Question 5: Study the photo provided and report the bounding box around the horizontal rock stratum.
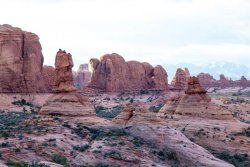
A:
[89,53,168,92]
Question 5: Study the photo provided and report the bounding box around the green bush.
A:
[216,152,249,167]
[133,137,144,147]
[95,105,123,119]
[6,160,49,167]
[140,89,149,95]
[104,151,122,159]
[157,149,178,161]
[73,144,90,152]
[149,104,164,113]
[12,99,34,107]
[0,112,47,138]
[51,154,68,167]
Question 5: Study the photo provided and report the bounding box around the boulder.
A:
[89,53,168,92]
[0,24,45,93]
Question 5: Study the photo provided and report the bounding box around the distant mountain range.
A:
[164,62,250,81]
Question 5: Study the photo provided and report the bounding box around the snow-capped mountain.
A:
[164,62,250,81]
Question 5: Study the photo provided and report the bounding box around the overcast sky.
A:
[1,0,250,71]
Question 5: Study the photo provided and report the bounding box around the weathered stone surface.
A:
[40,50,95,116]
[40,93,94,116]
[127,125,233,167]
[54,49,76,93]
[0,24,45,93]
[42,65,55,92]
[89,53,168,92]
[161,76,236,120]
[113,104,232,167]
[171,68,189,91]
[75,64,91,90]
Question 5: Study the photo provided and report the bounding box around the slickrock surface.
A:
[171,68,190,91]
[89,53,168,92]
[0,24,46,93]
[40,93,94,116]
[75,64,91,89]
[160,76,250,157]
[112,105,232,167]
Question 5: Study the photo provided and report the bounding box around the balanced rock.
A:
[171,68,190,91]
[40,50,94,116]
[54,49,76,92]
[0,24,45,93]
[89,53,168,92]
[75,64,91,89]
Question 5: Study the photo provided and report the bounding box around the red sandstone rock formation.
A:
[40,50,95,116]
[75,64,91,89]
[42,65,55,92]
[197,73,250,88]
[0,24,45,93]
[197,73,218,88]
[89,53,168,92]
[171,68,190,91]
[160,76,237,120]
[54,49,76,93]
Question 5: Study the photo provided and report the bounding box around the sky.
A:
[1,0,250,78]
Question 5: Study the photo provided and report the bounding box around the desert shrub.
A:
[51,154,68,167]
[133,137,144,147]
[147,97,153,102]
[12,99,33,107]
[104,150,122,159]
[95,105,123,119]
[157,149,178,161]
[243,91,250,97]
[0,112,47,138]
[1,142,10,147]
[71,125,87,138]
[95,163,109,167]
[149,104,164,113]
[140,89,149,95]
[216,152,249,167]
[103,97,110,101]
[6,160,49,167]
[89,128,127,140]
[239,128,250,137]
[73,144,90,152]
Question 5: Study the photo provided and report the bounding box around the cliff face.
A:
[0,24,46,93]
[89,53,168,92]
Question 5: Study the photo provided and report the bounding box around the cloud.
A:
[0,0,250,72]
